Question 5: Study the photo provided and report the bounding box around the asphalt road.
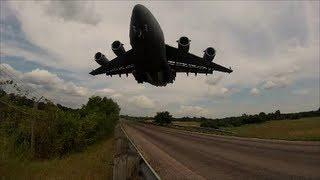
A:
[123,123,320,180]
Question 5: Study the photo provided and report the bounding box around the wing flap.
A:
[106,65,134,76]
[90,66,106,75]
[168,61,213,74]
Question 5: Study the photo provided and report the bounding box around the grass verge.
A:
[224,117,320,141]
[172,121,201,127]
[0,137,115,179]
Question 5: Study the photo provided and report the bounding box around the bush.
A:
[0,93,120,159]
[154,111,172,125]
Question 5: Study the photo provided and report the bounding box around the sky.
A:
[0,1,319,118]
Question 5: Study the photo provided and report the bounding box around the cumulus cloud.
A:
[1,1,319,117]
[63,82,90,97]
[2,63,156,115]
[96,88,115,95]
[0,63,21,77]
[23,69,63,87]
[176,105,209,117]
[129,95,155,109]
[45,1,101,25]
[95,88,123,99]
[250,88,260,96]
[292,89,309,95]
[207,86,231,98]
[262,78,291,90]
[262,81,277,90]
[1,63,90,106]
[205,75,223,86]
[259,66,301,90]
[22,68,90,97]
[273,66,300,78]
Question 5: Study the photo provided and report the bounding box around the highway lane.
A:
[123,122,320,180]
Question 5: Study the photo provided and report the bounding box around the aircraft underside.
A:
[89,4,233,87]
[134,71,170,86]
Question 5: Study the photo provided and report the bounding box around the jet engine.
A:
[112,40,126,57]
[94,52,109,66]
[177,36,190,54]
[203,47,216,62]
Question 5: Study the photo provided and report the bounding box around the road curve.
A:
[123,122,320,180]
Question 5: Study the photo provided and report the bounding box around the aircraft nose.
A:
[133,4,147,13]
[132,4,148,21]
[131,4,149,40]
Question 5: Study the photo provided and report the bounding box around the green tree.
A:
[154,111,172,125]
[0,93,120,159]
[275,110,281,120]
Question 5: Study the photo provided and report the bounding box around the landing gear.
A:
[132,70,144,84]
[168,70,176,84]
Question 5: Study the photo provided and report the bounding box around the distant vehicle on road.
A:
[90,4,233,86]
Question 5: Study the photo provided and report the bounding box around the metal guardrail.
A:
[120,125,161,180]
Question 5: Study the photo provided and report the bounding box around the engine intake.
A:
[177,36,190,54]
[94,52,109,65]
[203,47,216,62]
[112,40,126,57]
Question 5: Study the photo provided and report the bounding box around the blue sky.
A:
[0,1,319,118]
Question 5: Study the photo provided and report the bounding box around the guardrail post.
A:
[113,123,160,180]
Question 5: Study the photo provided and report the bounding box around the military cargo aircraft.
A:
[90,4,233,86]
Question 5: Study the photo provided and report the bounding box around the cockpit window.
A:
[144,24,148,32]
[132,25,137,32]
[132,24,149,33]
[132,24,148,38]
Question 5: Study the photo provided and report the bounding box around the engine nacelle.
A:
[203,47,216,62]
[177,36,190,54]
[112,40,126,57]
[94,52,109,66]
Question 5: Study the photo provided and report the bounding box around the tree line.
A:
[122,108,320,129]
[198,109,319,128]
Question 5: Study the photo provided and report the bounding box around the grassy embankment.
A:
[172,121,201,127]
[0,91,119,179]
[172,117,320,141]
[0,137,115,179]
[224,117,320,141]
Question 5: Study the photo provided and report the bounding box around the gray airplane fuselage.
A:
[129,5,172,86]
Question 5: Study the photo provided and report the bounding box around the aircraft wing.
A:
[166,45,232,74]
[105,65,134,76]
[168,61,213,74]
[90,49,135,76]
